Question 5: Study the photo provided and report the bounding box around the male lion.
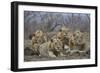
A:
[29,30,48,56]
[34,30,47,44]
[73,30,86,51]
[39,38,65,57]
[31,30,47,45]
[68,33,76,50]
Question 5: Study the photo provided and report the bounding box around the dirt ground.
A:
[24,50,90,62]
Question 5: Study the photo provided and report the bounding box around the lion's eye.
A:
[55,43,57,45]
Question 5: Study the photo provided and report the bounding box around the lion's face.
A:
[50,38,63,52]
[31,30,47,45]
[74,30,83,38]
[35,30,43,38]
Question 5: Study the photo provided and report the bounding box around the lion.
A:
[31,30,47,45]
[73,30,83,40]
[34,30,47,44]
[29,30,47,45]
[55,29,69,46]
[73,30,86,50]
[39,38,65,57]
[60,26,70,34]
[55,28,73,49]
[29,30,48,56]
[67,30,90,57]
[68,33,76,50]
[55,28,84,51]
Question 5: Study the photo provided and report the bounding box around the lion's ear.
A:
[29,33,35,40]
[50,39,53,42]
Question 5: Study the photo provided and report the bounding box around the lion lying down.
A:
[39,38,66,57]
[27,27,90,58]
